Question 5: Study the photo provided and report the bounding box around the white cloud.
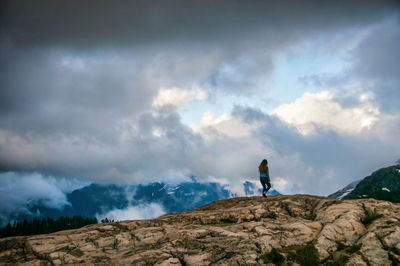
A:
[0,172,85,210]
[191,110,255,140]
[96,203,166,222]
[273,91,380,135]
[272,177,290,194]
[0,172,88,226]
[152,128,165,137]
[152,85,208,108]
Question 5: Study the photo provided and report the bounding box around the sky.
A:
[1,0,400,210]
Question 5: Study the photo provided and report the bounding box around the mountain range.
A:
[329,163,400,202]
[4,180,279,226]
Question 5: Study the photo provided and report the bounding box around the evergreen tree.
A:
[0,216,98,239]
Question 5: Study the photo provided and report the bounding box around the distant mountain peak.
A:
[328,179,360,199]
[329,164,400,203]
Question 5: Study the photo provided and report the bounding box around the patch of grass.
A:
[112,237,119,249]
[112,222,128,231]
[287,250,297,261]
[93,255,110,263]
[325,253,350,266]
[200,216,238,226]
[69,248,84,258]
[294,242,320,266]
[123,250,133,256]
[388,252,399,265]
[283,202,294,217]
[346,243,361,253]
[361,212,383,226]
[281,242,319,266]
[220,215,238,224]
[242,217,256,222]
[336,241,347,251]
[322,242,362,265]
[261,248,285,265]
[335,241,362,253]
[389,246,400,255]
[261,212,277,219]
[302,213,317,221]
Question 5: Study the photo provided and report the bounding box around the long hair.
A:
[259,159,268,172]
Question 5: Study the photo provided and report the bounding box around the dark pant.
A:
[261,180,271,194]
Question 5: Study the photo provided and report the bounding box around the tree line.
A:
[0,216,98,238]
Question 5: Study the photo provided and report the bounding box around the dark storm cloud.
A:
[2,0,398,49]
[350,18,400,112]
[2,0,399,93]
[0,49,155,137]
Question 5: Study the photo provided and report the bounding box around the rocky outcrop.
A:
[1,195,400,265]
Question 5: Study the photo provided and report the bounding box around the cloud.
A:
[273,91,380,135]
[152,86,208,108]
[299,16,400,113]
[231,105,400,195]
[96,203,166,222]
[2,1,396,49]
[0,0,399,207]
[349,17,400,112]
[191,111,255,139]
[0,172,88,226]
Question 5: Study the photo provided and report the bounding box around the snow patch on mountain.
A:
[337,189,354,200]
[328,179,361,199]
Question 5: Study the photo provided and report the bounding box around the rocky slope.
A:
[1,195,400,265]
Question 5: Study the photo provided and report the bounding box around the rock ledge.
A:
[1,195,399,265]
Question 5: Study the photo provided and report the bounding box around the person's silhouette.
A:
[259,159,271,197]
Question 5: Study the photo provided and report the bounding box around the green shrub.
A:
[389,246,400,255]
[261,212,277,219]
[325,253,350,266]
[346,243,361,253]
[302,213,317,221]
[112,222,128,231]
[335,241,362,253]
[220,215,237,224]
[361,212,383,226]
[336,241,346,251]
[287,250,297,261]
[261,248,285,265]
[295,242,320,266]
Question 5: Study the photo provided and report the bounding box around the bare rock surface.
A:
[1,195,400,265]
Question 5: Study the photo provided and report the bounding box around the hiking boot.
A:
[262,191,267,197]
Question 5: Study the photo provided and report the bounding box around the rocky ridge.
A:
[1,195,400,265]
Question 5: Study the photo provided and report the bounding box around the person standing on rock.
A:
[259,159,271,197]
